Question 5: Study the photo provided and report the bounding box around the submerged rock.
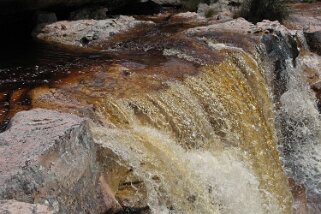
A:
[33,16,154,48]
[0,108,120,213]
[0,200,53,214]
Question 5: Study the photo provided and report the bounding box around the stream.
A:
[1,12,321,214]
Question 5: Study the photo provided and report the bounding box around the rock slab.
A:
[0,200,53,214]
[0,108,118,213]
[33,16,154,48]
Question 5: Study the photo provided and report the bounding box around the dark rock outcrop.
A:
[0,108,121,213]
[33,16,154,48]
[305,31,321,55]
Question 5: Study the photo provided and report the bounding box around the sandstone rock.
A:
[0,200,53,214]
[185,18,260,53]
[169,12,207,24]
[185,18,256,35]
[96,136,151,213]
[30,87,104,125]
[0,108,120,213]
[33,16,154,48]
[186,18,296,38]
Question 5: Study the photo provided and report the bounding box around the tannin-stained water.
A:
[0,19,296,213]
[0,39,116,130]
[91,51,292,214]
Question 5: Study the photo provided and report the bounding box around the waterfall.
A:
[88,50,292,213]
[277,58,321,213]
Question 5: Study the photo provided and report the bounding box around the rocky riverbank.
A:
[0,109,121,213]
[2,1,321,214]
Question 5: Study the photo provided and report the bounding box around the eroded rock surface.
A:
[0,108,120,213]
[0,200,53,214]
[33,16,154,48]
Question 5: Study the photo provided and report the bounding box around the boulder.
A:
[33,16,154,48]
[0,200,53,214]
[0,108,121,213]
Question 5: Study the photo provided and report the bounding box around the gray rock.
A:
[0,108,120,213]
[33,16,154,48]
[0,200,53,214]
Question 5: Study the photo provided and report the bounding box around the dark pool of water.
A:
[0,38,113,130]
[0,19,202,131]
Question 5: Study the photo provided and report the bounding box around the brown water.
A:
[0,39,113,130]
[0,18,296,213]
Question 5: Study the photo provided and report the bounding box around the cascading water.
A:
[277,57,321,213]
[4,13,321,213]
[89,49,292,213]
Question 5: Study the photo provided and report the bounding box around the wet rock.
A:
[33,16,154,48]
[169,12,207,24]
[0,200,53,214]
[185,18,260,52]
[30,87,105,126]
[186,18,296,40]
[186,18,256,35]
[0,108,120,213]
[96,145,150,213]
[283,3,321,55]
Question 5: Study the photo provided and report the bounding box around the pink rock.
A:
[0,200,53,214]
